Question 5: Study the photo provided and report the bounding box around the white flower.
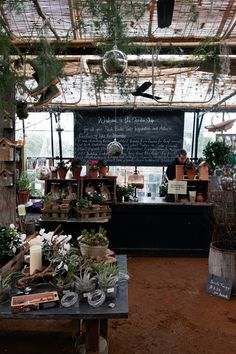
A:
[63,264,68,272]
[39,228,45,235]
[9,224,15,229]
[12,246,16,253]
[57,261,63,269]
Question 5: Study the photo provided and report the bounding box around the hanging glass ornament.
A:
[102,45,127,76]
[107,138,123,156]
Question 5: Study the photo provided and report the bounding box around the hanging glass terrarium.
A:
[107,138,123,156]
[102,45,127,76]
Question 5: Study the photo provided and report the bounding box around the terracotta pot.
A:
[99,166,108,177]
[18,191,29,204]
[71,167,82,179]
[186,169,196,180]
[57,167,67,179]
[88,170,98,178]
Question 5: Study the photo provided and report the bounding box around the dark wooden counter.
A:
[40,198,213,256]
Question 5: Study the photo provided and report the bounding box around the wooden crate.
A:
[78,205,111,222]
[11,291,59,313]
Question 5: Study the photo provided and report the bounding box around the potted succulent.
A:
[77,226,109,258]
[74,268,96,301]
[68,157,83,179]
[92,263,119,299]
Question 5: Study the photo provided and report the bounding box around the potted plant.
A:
[203,141,232,174]
[92,263,119,299]
[208,189,236,291]
[68,157,83,179]
[0,224,26,267]
[97,159,108,177]
[77,226,109,258]
[74,268,96,301]
[17,171,33,204]
[56,160,69,179]
[86,160,100,178]
[116,184,135,202]
[185,161,198,180]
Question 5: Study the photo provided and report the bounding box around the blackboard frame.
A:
[74,108,184,166]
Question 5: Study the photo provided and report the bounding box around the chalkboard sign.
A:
[74,108,184,166]
[207,274,233,300]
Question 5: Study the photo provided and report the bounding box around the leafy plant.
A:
[17,171,32,192]
[85,190,106,204]
[56,160,69,169]
[76,197,91,209]
[78,226,109,247]
[0,224,26,257]
[67,157,83,169]
[92,263,119,288]
[203,141,232,172]
[186,161,198,170]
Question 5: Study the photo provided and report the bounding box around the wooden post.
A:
[0,68,16,226]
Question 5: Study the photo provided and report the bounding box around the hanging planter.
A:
[102,45,127,76]
[107,138,123,156]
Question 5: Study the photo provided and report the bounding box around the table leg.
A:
[100,319,108,339]
[84,319,100,353]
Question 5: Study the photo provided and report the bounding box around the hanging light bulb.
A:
[102,45,127,76]
[107,138,123,156]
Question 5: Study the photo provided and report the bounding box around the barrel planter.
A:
[208,242,236,291]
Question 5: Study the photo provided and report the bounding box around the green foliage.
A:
[76,197,91,210]
[51,252,81,286]
[17,171,32,192]
[203,141,232,172]
[79,226,109,246]
[186,160,198,170]
[0,224,25,257]
[74,268,96,292]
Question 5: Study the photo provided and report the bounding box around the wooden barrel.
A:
[208,242,236,291]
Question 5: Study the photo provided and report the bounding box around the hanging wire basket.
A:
[102,45,127,76]
[107,138,123,156]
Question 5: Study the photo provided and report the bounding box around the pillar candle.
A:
[29,236,42,275]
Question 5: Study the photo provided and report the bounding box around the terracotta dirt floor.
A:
[0,256,236,354]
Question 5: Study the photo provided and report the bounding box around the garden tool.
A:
[27,56,63,97]
[32,72,61,109]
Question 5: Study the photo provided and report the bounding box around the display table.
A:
[0,255,128,353]
[40,199,213,256]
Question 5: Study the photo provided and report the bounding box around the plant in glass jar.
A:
[92,263,119,299]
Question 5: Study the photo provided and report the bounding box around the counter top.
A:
[118,197,212,206]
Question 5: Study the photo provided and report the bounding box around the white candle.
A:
[29,236,42,275]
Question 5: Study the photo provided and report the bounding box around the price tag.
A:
[168,180,187,195]
[107,287,114,293]
[18,204,26,216]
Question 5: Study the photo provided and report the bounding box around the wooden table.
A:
[0,255,128,353]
